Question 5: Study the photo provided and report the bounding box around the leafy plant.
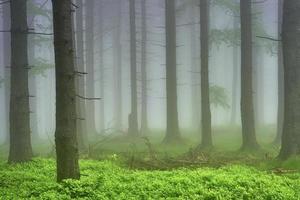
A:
[210,85,230,109]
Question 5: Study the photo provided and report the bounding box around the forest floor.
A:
[1,126,300,199]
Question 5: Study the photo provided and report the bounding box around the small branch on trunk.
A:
[76,94,101,101]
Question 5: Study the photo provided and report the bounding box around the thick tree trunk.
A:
[163,0,181,143]
[278,0,300,159]
[2,3,10,144]
[274,0,284,144]
[240,0,259,150]
[128,0,139,137]
[140,0,148,134]
[8,0,33,163]
[199,0,212,148]
[85,0,97,136]
[113,0,122,131]
[75,0,87,151]
[52,0,80,181]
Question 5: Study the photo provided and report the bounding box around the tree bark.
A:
[128,0,139,137]
[75,0,87,151]
[8,0,33,163]
[199,0,212,148]
[278,0,300,159]
[140,0,148,134]
[85,0,97,136]
[240,0,259,150]
[52,0,80,181]
[274,0,284,144]
[163,0,181,143]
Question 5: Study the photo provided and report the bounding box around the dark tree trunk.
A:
[52,0,80,182]
[75,0,87,151]
[199,0,212,148]
[274,0,284,144]
[85,0,97,136]
[2,3,10,144]
[163,0,181,143]
[140,0,148,134]
[113,0,122,131]
[240,0,259,150]
[278,0,300,159]
[230,16,239,125]
[128,0,139,137]
[8,0,33,163]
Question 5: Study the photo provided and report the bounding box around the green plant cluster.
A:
[0,158,299,200]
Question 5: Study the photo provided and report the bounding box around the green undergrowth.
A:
[0,158,300,199]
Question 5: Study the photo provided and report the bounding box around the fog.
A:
[0,0,279,143]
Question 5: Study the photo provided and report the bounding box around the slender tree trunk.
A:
[52,0,80,182]
[28,1,39,140]
[8,0,33,163]
[278,0,300,159]
[140,0,148,134]
[240,0,259,150]
[128,0,139,137]
[189,0,201,130]
[253,45,265,126]
[99,0,105,133]
[113,0,122,131]
[2,3,10,144]
[199,0,212,148]
[230,16,239,125]
[163,0,181,143]
[75,0,87,151]
[85,0,97,136]
[274,0,284,144]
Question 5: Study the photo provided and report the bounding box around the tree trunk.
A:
[28,1,39,141]
[278,0,300,159]
[2,3,10,144]
[274,0,284,144]
[75,0,87,151]
[85,0,97,136]
[128,0,139,137]
[8,0,33,163]
[199,0,212,148]
[140,0,148,134]
[99,0,105,133]
[52,0,80,181]
[240,0,259,150]
[189,0,201,130]
[113,0,122,131]
[253,45,265,126]
[163,0,181,143]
